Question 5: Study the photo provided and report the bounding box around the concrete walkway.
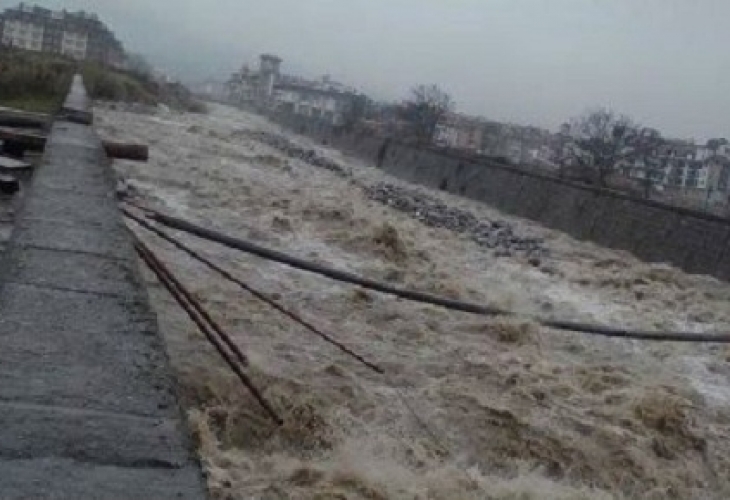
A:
[0,77,207,499]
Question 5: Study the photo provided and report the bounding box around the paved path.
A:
[0,77,207,499]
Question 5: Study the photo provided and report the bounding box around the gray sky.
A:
[32,0,730,140]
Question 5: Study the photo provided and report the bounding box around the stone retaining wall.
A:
[270,112,730,281]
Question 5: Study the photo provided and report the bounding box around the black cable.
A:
[132,204,730,343]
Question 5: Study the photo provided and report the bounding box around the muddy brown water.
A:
[97,102,730,500]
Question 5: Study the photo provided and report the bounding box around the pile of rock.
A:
[244,129,548,261]
[365,182,548,260]
[243,130,351,177]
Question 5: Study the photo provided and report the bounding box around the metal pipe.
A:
[133,235,282,425]
[123,205,383,373]
[134,205,730,344]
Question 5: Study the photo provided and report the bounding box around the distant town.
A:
[191,53,730,216]
[2,1,729,216]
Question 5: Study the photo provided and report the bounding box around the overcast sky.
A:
[29,0,730,140]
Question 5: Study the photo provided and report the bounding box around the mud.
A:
[97,103,730,500]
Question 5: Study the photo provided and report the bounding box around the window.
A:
[686,164,701,188]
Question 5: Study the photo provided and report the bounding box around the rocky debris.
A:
[365,182,548,259]
[95,100,160,115]
[243,130,547,259]
[239,130,351,178]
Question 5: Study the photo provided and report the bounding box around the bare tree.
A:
[401,84,453,145]
[560,108,663,190]
[341,93,369,132]
[126,53,153,77]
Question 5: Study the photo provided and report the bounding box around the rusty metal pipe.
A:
[133,231,249,369]
[133,235,282,425]
[123,205,383,374]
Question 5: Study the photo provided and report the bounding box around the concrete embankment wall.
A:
[270,113,730,281]
[0,76,207,499]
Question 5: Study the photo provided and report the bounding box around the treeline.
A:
[0,47,205,113]
[0,50,73,112]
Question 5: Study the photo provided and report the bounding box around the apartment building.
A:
[227,54,363,126]
[0,3,124,67]
[274,80,360,126]
[617,140,730,212]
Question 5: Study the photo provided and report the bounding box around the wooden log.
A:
[0,110,49,129]
[103,141,149,162]
[2,141,27,158]
[0,174,20,195]
[0,128,148,162]
[0,127,46,152]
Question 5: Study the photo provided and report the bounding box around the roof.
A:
[260,53,282,63]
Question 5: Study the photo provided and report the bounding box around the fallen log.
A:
[0,127,46,152]
[0,110,49,129]
[0,174,20,195]
[0,128,148,161]
[103,141,149,161]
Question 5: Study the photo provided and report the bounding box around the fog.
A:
[34,0,730,139]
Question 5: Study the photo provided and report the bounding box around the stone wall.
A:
[270,113,730,281]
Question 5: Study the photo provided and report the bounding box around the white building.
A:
[2,17,44,51]
[0,3,124,66]
[60,30,87,60]
[273,77,362,127]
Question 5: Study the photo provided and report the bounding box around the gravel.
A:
[364,182,548,260]
[241,130,351,177]
[242,129,548,260]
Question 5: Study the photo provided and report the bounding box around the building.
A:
[226,64,258,105]
[191,79,228,102]
[258,54,282,104]
[0,3,125,67]
[273,75,364,127]
[226,54,364,127]
[227,54,282,108]
[434,113,484,153]
[610,139,730,212]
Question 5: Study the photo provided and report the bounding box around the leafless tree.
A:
[401,84,454,145]
[560,108,663,191]
[126,53,153,77]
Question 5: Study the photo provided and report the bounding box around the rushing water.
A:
[98,102,730,500]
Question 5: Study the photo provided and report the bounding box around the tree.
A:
[341,93,369,132]
[401,84,453,145]
[706,138,728,152]
[126,53,153,78]
[560,108,663,190]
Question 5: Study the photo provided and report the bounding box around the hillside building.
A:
[0,3,125,67]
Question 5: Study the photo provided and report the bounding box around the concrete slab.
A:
[0,458,204,500]
[0,284,175,416]
[0,401,190,467]
[19,188,121,228]
[3,246,139,297]
[0,75,206,498]
[14,218,134,261]
[31,162,113,194]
